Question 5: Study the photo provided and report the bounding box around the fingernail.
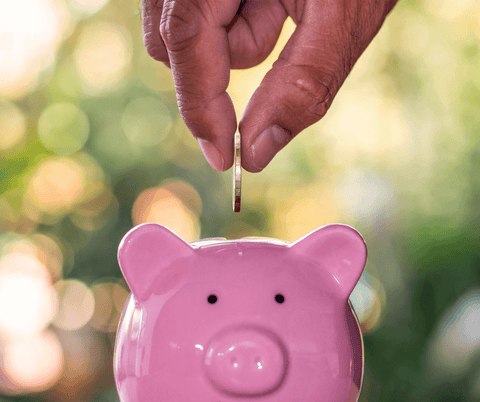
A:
[251,126,290,171]
[198,139,225,171]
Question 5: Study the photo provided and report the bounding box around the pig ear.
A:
[118,223,194,302]
[291,224,367,299]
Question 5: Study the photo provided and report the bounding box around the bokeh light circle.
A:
[74,21,133,95]
[162,179,203,217]
[0,0,69,98]
[132,187,200,242]
[121,97,173,147]
[272,184,338,242]
[427,290,480,381]
[89,282,128,332]
[53,279,95,330]
[26,157,87,218]
[2,331,64,393]
[38,103,90,155]
[66,0,110,16]
[0,253,58,337]
[31,233,64,283]
[113,281,130,312]
[0,100,27,151]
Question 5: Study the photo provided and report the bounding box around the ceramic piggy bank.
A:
[114,223,367,402]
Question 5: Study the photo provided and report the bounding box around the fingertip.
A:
[198,138,227,172]
[241,125,290,172]
[187,93,235,172]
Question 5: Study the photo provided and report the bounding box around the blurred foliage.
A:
[0,0,480,400]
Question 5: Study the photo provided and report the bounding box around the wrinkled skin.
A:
[142,0,398,172]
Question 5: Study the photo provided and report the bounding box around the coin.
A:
[233,131,241,212]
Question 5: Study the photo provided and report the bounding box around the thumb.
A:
[239,0,394,172]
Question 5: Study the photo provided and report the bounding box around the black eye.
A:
[275,294,285,304]
[207,294,218,304]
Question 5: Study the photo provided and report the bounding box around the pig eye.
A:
[207,294,218,304]
[275,294,285,304]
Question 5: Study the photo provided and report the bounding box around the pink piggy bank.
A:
[114,223,366,401]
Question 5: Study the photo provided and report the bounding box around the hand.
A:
[142,0,398,172]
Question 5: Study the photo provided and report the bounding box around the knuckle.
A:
[175,85,209,114]
[160,0,201,52]
[144,38,169,62]
[286,66,335,120]
[142,2,170,62]
[177,93,205,113]
[147,47,170,64]
[178,102,207,131]
[142,0,162,17]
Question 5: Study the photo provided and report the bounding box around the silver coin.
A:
[233,132,241,212]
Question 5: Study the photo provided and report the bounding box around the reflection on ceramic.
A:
[114,223,366,401]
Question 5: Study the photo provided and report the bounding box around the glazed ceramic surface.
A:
[114,223,367,401]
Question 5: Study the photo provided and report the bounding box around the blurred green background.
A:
[0,0,479,400]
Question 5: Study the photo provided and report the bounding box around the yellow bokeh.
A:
[137,50,176,93]
[67,0,110,16]
[270,184,338,242]
[31,233,64,283]
[0,100,27,152]
[121,96,173,147]
[53,279,95,331]
[74,21,133,95]
[89,282,128,332]
[164,118,206,169]
[132,187,201,242]
[38,102,90,155]
[24,154,109,224]
[162,179,203,217]
[25,157,87,219]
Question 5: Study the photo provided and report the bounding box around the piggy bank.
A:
[114,223,366,401]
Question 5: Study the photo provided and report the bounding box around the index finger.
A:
[160,0,238,171]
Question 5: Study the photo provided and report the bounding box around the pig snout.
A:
[204,326,288,396]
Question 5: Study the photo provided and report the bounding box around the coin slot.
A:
[275,294,285,304]
[207,294,218,304]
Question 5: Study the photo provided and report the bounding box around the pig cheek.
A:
[283,301,354,391]
[148,302,205,380]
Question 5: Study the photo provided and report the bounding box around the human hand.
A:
[142,0,398,172]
